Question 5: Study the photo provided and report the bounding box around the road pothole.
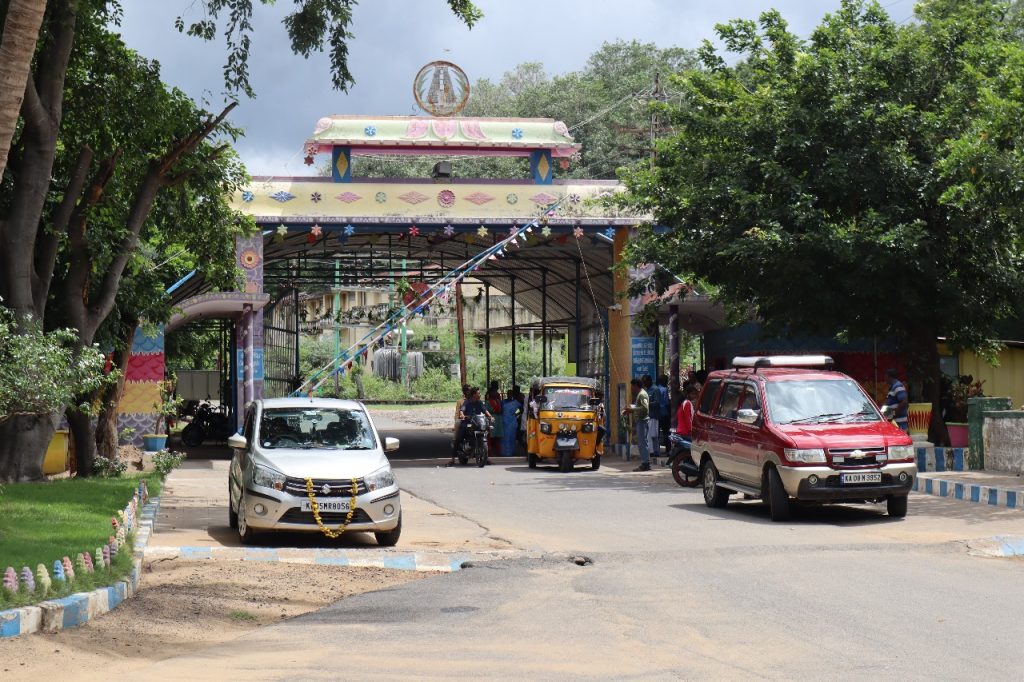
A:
[571,555,593,566]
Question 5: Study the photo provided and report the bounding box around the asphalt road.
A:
[162,409,1024,679]
[135,442,1024,681]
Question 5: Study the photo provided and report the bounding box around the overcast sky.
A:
[115,0,916,176]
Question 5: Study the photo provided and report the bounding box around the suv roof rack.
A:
[732,355,835,372]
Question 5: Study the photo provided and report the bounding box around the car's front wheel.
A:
[887,495,908,518]
[228,481,238,529]
[702,460,730,508]
[237,493,257,545]
[375,513,402,546]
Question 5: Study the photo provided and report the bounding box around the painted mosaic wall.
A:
[117,326,165,445]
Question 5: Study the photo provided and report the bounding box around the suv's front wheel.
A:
[701,460,730,508]
[886,495,908,518]
[765,466,792,522]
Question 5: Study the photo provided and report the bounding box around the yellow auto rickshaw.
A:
[526,376,602,472]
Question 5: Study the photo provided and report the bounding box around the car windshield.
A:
[765,380,881,425]
[258,407,377,450]
[543,386,593,410]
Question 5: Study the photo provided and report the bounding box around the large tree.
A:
[0,9,247,481]
[619,0,1024,443]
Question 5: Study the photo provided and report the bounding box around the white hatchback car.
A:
[227,397,402,545]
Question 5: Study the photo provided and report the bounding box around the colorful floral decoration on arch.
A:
[375,191,387,203]
[270,190,296,203]
[241,190,254,203]
[506,193,518,205]
[438,189,456,208]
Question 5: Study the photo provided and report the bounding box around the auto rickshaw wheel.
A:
[590,455,601,471]
[527,453,538,469]
[559,451,573,473]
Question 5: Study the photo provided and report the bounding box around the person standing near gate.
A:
[643,375,664,465]
[624,378,652,472]
[500,390,522,456]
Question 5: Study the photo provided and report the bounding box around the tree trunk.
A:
[95,328,134,458]
[0,0,47,182]
[907,329,949,446]
[0,412,59,482]
[66,406,97,478]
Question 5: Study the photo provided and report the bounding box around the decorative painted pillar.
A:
[529,149,553,184]
[117,326,165,445]
[332,146,352,182]
[235,234,265,426]
[608,227,632,456]
[669,303,680,417]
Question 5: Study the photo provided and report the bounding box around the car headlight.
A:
[364,466,395,492]
[783,448,826,464]
[252,464,286,491]
[887,445,915,461]
[540,422,552,434]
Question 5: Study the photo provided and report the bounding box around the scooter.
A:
[667,433,700,487]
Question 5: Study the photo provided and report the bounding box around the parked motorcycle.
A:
[667,433,700,487]
[180,402,231,447]
[456,414,491,467]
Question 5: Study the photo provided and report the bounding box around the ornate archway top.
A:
[305,116,580,158]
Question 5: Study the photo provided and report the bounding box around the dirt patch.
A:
[0,558,430,680]
[369,404,455,430]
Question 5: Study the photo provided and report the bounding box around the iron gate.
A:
[263,288,300,398]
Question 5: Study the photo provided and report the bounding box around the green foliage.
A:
[177,0,482,96]
[619,0,1024,362]
[0,307,113,421]
[153,450,186,478]
[410,368,463,401]
[467,336,565,390]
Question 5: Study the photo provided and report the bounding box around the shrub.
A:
[153,450,186,478]
[92,455,127,478]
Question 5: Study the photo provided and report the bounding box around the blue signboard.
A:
[236,348,265,381]
[631,337,657,380]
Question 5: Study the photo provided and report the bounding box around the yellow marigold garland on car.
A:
[304,477,359,538]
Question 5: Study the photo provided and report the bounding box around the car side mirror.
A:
[227,433,248,450]
[384,437,400,452]
[736,408,760,425]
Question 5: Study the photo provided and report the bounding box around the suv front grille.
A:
[828,447,886,468]
[284,477,368,497]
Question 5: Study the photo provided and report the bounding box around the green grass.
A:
[0,474,160,608]
[229,609,257,622]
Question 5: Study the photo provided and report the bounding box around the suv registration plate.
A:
[301,499,349,512]
[840,472,882,484]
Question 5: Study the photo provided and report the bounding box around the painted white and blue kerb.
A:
[915,447,969,473]
[913,475,1023,511]
[0,497,161,639]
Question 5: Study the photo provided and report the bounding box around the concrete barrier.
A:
[983,411,1024,475]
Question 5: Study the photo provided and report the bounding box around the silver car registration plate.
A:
[840,472,881,484]
[301,499,349,512]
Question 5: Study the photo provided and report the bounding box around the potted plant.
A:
[945,375,985,447]
[143,378,182,452]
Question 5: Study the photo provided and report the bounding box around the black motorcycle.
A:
[181,403,231,447]
[667,433,701,487]
[456,413,491,467]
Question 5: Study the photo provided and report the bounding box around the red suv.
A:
[692,356,916,521]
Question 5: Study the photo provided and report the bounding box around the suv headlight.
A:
[365,466,395,492]
[783,448,826,464]
[887,445,915,461]
[252,464,286,491]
